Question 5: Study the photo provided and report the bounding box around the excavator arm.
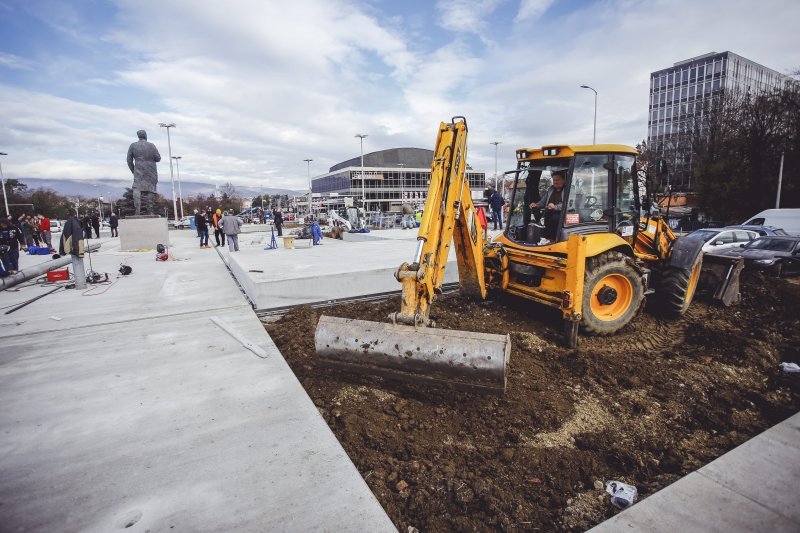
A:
[314,116,511,394]
[391,117,487,326]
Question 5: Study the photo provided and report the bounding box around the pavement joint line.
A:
[210,315,270,359]
[211,242,257,309]
[694,434,800,527]
[694,469,800,526]
[0,303,252,341]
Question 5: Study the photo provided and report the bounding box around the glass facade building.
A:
[304,148,485,213]
[647,51,789,190]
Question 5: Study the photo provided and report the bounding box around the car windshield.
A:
[686,229,719,241]
[773,228,788,235]
[745,238,797,252]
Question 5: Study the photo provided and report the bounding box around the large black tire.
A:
[581,251,645,335]
[657,251,703,318]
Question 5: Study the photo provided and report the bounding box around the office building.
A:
[647,51,789,189]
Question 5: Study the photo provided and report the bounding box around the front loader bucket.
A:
[315,315,511,394]
[700,253,745,306]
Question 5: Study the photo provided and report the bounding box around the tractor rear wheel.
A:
[581,252,645,335]
[658,252,703,318]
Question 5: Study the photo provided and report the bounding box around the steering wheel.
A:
[583,195,598,208]
[616,218,634,237]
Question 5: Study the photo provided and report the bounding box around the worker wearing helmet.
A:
[212,208,225,247]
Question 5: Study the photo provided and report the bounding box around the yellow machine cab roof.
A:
[516,144,638,161]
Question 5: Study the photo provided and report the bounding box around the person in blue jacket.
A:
[488,186,506,230]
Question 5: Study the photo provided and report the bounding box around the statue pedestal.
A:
[119,216,169,251]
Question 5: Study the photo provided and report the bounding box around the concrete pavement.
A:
[589,412,800,532]
[0,229,396,532]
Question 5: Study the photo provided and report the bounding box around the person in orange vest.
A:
[212,209,226,247]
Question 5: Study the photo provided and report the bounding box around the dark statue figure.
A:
[126,130,162,216]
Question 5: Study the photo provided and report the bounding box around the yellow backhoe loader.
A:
[315,117,742,394]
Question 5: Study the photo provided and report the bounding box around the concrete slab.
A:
[589,472,798,533]
[221,235,459,309]
[698,423,800,523]
[0,230,396,532]
[589,412,800,533]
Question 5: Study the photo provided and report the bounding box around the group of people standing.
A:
[193,208,244,252]
[0,213,54,276]
[14,213,54,250]
[193,207,286,252]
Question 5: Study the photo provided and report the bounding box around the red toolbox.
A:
[47,269,69,282]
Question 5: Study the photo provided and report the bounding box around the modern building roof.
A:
[329,148,434,172]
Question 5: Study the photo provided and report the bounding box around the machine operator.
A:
[530,171,565,241]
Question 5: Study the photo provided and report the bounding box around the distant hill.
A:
[15,178,301,199]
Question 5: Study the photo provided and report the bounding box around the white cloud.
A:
[514,0,555,23]
[0,0,799,194]
[436,0,505,33]
[0,52,34,70]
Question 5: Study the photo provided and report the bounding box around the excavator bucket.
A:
[699,253,745,306]
[315,316,511,394]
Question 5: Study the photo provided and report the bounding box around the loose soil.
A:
[264,275,800,532]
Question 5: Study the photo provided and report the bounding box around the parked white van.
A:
[743,209,800,236]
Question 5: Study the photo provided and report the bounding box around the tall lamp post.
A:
[397,163,405,202]
[94,185,103,221]
[304,158,313,217]
[355,134,368,210]
[0,152,9,217]
[158,122,178,223]
[490,141,501,194]
[580,85,598,144]
[107,192,114,215]
[172,155,184,219]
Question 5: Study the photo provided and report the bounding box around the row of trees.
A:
[2,178,292,220]
[639,73,799,223]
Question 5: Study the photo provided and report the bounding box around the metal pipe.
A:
[159,123,178,224]
[0,152,9,217]
[776,151,784,208]
[172,155,184,219]
[355,134,368,210]
[580,85,598,144]
[0,243,101,291]
[5,287,62,315]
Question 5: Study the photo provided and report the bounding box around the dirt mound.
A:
[265,276,800,532]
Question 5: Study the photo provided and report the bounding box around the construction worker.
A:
[212,209,225,247]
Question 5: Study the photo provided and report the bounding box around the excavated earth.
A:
[264,275,800,532]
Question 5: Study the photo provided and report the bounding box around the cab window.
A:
[565,155,609,225]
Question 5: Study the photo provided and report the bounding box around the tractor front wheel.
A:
[581,252,645,335]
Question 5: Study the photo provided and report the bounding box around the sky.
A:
[0,0,799,194]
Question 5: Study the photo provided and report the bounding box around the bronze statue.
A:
[126,130,161,215]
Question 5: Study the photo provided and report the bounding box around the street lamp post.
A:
[107,193,114,215]
[490,141,501,194]
[0,152,9,217]
[304,159,313,218]
[580,85,598,144]
[397,163,405,202]
[355,134,368,210]
[172,156,184,219]
[94,185,103,222]
[158,122,178,223]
